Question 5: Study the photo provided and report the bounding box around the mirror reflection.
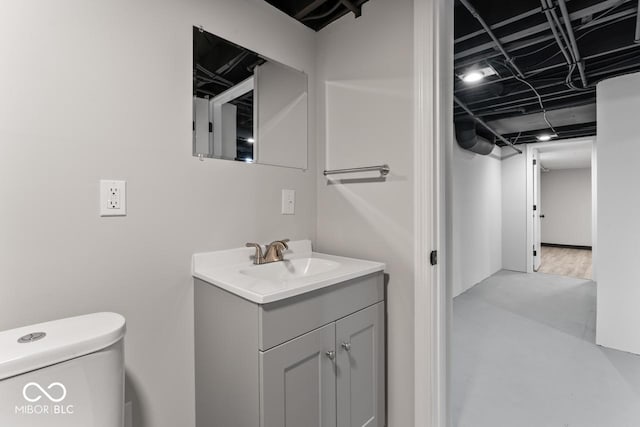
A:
[192,27,308,169]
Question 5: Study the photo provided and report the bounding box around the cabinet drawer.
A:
[258,272,384,350]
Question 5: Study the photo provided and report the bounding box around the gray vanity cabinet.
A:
[336,303,385,427]
[194,272,386,427]
[260,323,336,427]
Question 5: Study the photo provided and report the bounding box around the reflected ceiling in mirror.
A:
[192,27,308,169]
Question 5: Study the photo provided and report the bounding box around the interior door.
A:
[336,303,385,427]
[260,323,336,427]
[533,152,542,271]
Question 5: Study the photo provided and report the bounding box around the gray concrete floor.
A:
[453,270,640,427]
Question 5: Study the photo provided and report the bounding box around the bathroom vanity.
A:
[192,240,386,427]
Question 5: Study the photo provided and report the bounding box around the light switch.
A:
[281,189,295,215]
[100,180,127,216]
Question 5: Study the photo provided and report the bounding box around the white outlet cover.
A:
[100,180,127,216]
[281,189,295,215]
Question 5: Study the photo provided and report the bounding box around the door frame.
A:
[413,0,452,426]
[525,137,596,275]
[531,149,542,271]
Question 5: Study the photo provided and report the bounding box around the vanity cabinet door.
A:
[336,303,386,427]
[260,323,336,427]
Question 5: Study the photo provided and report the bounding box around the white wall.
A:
[315,1,415,425]
[501,150,528,272]
[451,143,502,297]
[540,168,592,246]
[0,1,316,426]
[596,73,640,355]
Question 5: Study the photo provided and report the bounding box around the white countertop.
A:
[192,240,385,304]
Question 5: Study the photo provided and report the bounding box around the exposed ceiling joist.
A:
[454,0,640,145]
[266,0,369,31]
[455,0,634,61]
[294,0,329,19]
[339,0,362,17]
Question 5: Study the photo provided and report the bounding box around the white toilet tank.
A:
[0,312,126,426]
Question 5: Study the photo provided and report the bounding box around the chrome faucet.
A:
[245,239,290,265]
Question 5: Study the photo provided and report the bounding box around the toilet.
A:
[0,312,126,426]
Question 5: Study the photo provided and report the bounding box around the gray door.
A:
[260,323,336,427]
[336,303,385,427]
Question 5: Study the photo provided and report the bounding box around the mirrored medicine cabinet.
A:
[193,26,308,170]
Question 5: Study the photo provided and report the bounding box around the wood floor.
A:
[537,246,592,279]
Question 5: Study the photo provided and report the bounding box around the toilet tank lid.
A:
[0,312,126,381]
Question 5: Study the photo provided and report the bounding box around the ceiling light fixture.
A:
[247,138,255,143]
[462,71,485,83]
[458,65,497,84]
[537,134,556,142]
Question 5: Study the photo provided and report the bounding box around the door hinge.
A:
[430,250,438,266]
[208,122,213,133]
[533,204,537,211]
[533,250,537,257]
[533,159,537,166]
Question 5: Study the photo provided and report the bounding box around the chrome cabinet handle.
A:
[325,350,335,360]
[341,342,351,352]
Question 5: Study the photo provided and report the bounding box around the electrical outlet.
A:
[281,189,295,215]
[100,180,126,216]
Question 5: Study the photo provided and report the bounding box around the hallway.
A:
[452,270,640,427]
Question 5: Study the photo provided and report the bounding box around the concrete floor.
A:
[453,270,640,427]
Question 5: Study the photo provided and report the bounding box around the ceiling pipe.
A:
[454,96,523,154]
[458,0,525,78]
[547,0,577,63]
[635,0,640,42]
[540,0,575,68]
[557,0,589,88]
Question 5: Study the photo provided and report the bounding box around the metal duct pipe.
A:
[455,119,496,155]
[458,0,526,78]
[557,0,589,87]
[635,0,640,42]
[453,96,523,154]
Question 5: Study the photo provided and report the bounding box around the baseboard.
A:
[541,243,592,250]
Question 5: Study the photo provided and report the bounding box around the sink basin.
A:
[239,258,341,281]
[192,240,385,304]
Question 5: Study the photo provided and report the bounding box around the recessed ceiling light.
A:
[537,134,557,142]
[462,71,485,83]
[458,66,497,84]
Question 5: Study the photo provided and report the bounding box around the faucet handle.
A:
[277,238,290,248]
[245,243,264,264]
[268,239,289,254]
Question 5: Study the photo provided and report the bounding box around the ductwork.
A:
[455,118,496,155]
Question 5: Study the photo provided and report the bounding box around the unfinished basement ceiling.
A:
[264,0,369,31]
[454,0,640,146]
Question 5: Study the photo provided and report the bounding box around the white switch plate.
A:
[281,189,295,215]
[100,180,126,216]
